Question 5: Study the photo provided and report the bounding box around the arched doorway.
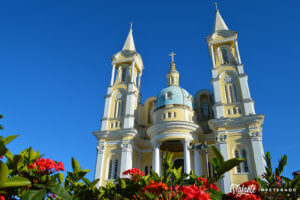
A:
[174,159,184,172]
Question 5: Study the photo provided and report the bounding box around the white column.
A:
[131,60,135,82]
[120,143,133,178]
[110,64,116,86]
[216,134,231,194]
[194,149,201,176]
[101,94,112,131]
[94,144,105,188]
[183,139,191,174]
[138,72,142,90]
[234,40,242,65]
[209,44,216,68]
[238,75,255,115]
[152,141,161,175]
[249,132,266,177]
[212,79,224,118]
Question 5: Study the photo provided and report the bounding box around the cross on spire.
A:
[130,22,133,30]
[169,52,176,63]
[214,2,219,11]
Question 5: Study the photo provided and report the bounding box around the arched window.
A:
[121,67,127,82]
[219,46,231,65]
[108,158,119,180]
[234,147,249,173]
[114,92,124,118]
[223,75,239,104]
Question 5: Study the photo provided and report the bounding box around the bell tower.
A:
[94,24,144,187]
[207,8,255,119]
[207,6,266,193]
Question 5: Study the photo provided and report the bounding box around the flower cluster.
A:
[28,158,64,174]
[176,184,211,200]
[0,155,3,159]
[0,194,5,200]
[197,177,219,191]
[142,180,168,196]
[122,168,144,181]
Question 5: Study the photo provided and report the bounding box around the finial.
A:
[214,2,219,12]
[130,22,133,30]
[169,52,176,63]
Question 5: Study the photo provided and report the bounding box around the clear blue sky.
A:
[0,0,299,180]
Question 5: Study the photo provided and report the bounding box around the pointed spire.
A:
[213,3,229,32]
[122,22,136,51]
[167,52,180,86]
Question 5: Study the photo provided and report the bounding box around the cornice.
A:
[93,128,138,140]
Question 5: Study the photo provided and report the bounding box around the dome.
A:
[155,86,193,109]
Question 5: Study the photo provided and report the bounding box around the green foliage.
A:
[208,145,244,183]
[256,151,300,200]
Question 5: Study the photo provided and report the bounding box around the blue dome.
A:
[155,86,193,109]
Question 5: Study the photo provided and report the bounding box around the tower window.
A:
[163,113,166,119]
[113,159,119,179]
[114,92,124,118]
[174,112,176,118]
[121,67,127,82]
[234,147,249,173]
[221,48,230,64]
[108,158,119,180]
[227,109,231,114]
[233,108,237,114]
[168,112,171,118]
[238,108,242,114]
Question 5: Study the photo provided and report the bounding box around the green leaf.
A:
[4,149,14,162]
[0,161,8,187]
[0,143,7,156]
[72,157,80,173]
[2,135,18,145]
[47,181,72,200]
[3,176,31,188]
[211,145,224,165]
[207,188,223,200]
[58,172,64,184]
[120,178,126,189]
[291,176,300,188]
[218,158,244,175]
[23,189,47,200]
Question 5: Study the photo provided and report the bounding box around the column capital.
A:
[216,134,227,144]
[151,140,161,148]
[96,145,105,154]
[121,143,133,152]
[182,138,192,145]
[249,132,262,141]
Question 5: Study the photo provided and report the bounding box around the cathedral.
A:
[93,8,265,193]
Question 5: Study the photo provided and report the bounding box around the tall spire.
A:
[213,4,229,32]
[122,22,136,51]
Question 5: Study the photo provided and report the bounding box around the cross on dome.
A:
[169,52,176,63]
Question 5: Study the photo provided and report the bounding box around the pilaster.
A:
[120,142,133,177]
[249,132,265,177]
[216,133,231,194]
[94,143,105,188]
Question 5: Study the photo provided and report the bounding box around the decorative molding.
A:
[121,143,133,152]
[249,132,262,141]
[216,134,227,144]
[96,145,105,154]
[223,74,235,84]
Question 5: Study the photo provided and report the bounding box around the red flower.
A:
[0,155,3,159]
[28,158,64,174]
[276,176,281,181]
[197,177,219,191]
[178,184,211,200]
[276,181,281,187]
[142,180,168,196]
[122,168,144,181]
[0,193,5,200]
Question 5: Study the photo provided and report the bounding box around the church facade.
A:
[93,9,265,193]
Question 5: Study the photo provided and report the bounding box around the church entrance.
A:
[174,159,184,172]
